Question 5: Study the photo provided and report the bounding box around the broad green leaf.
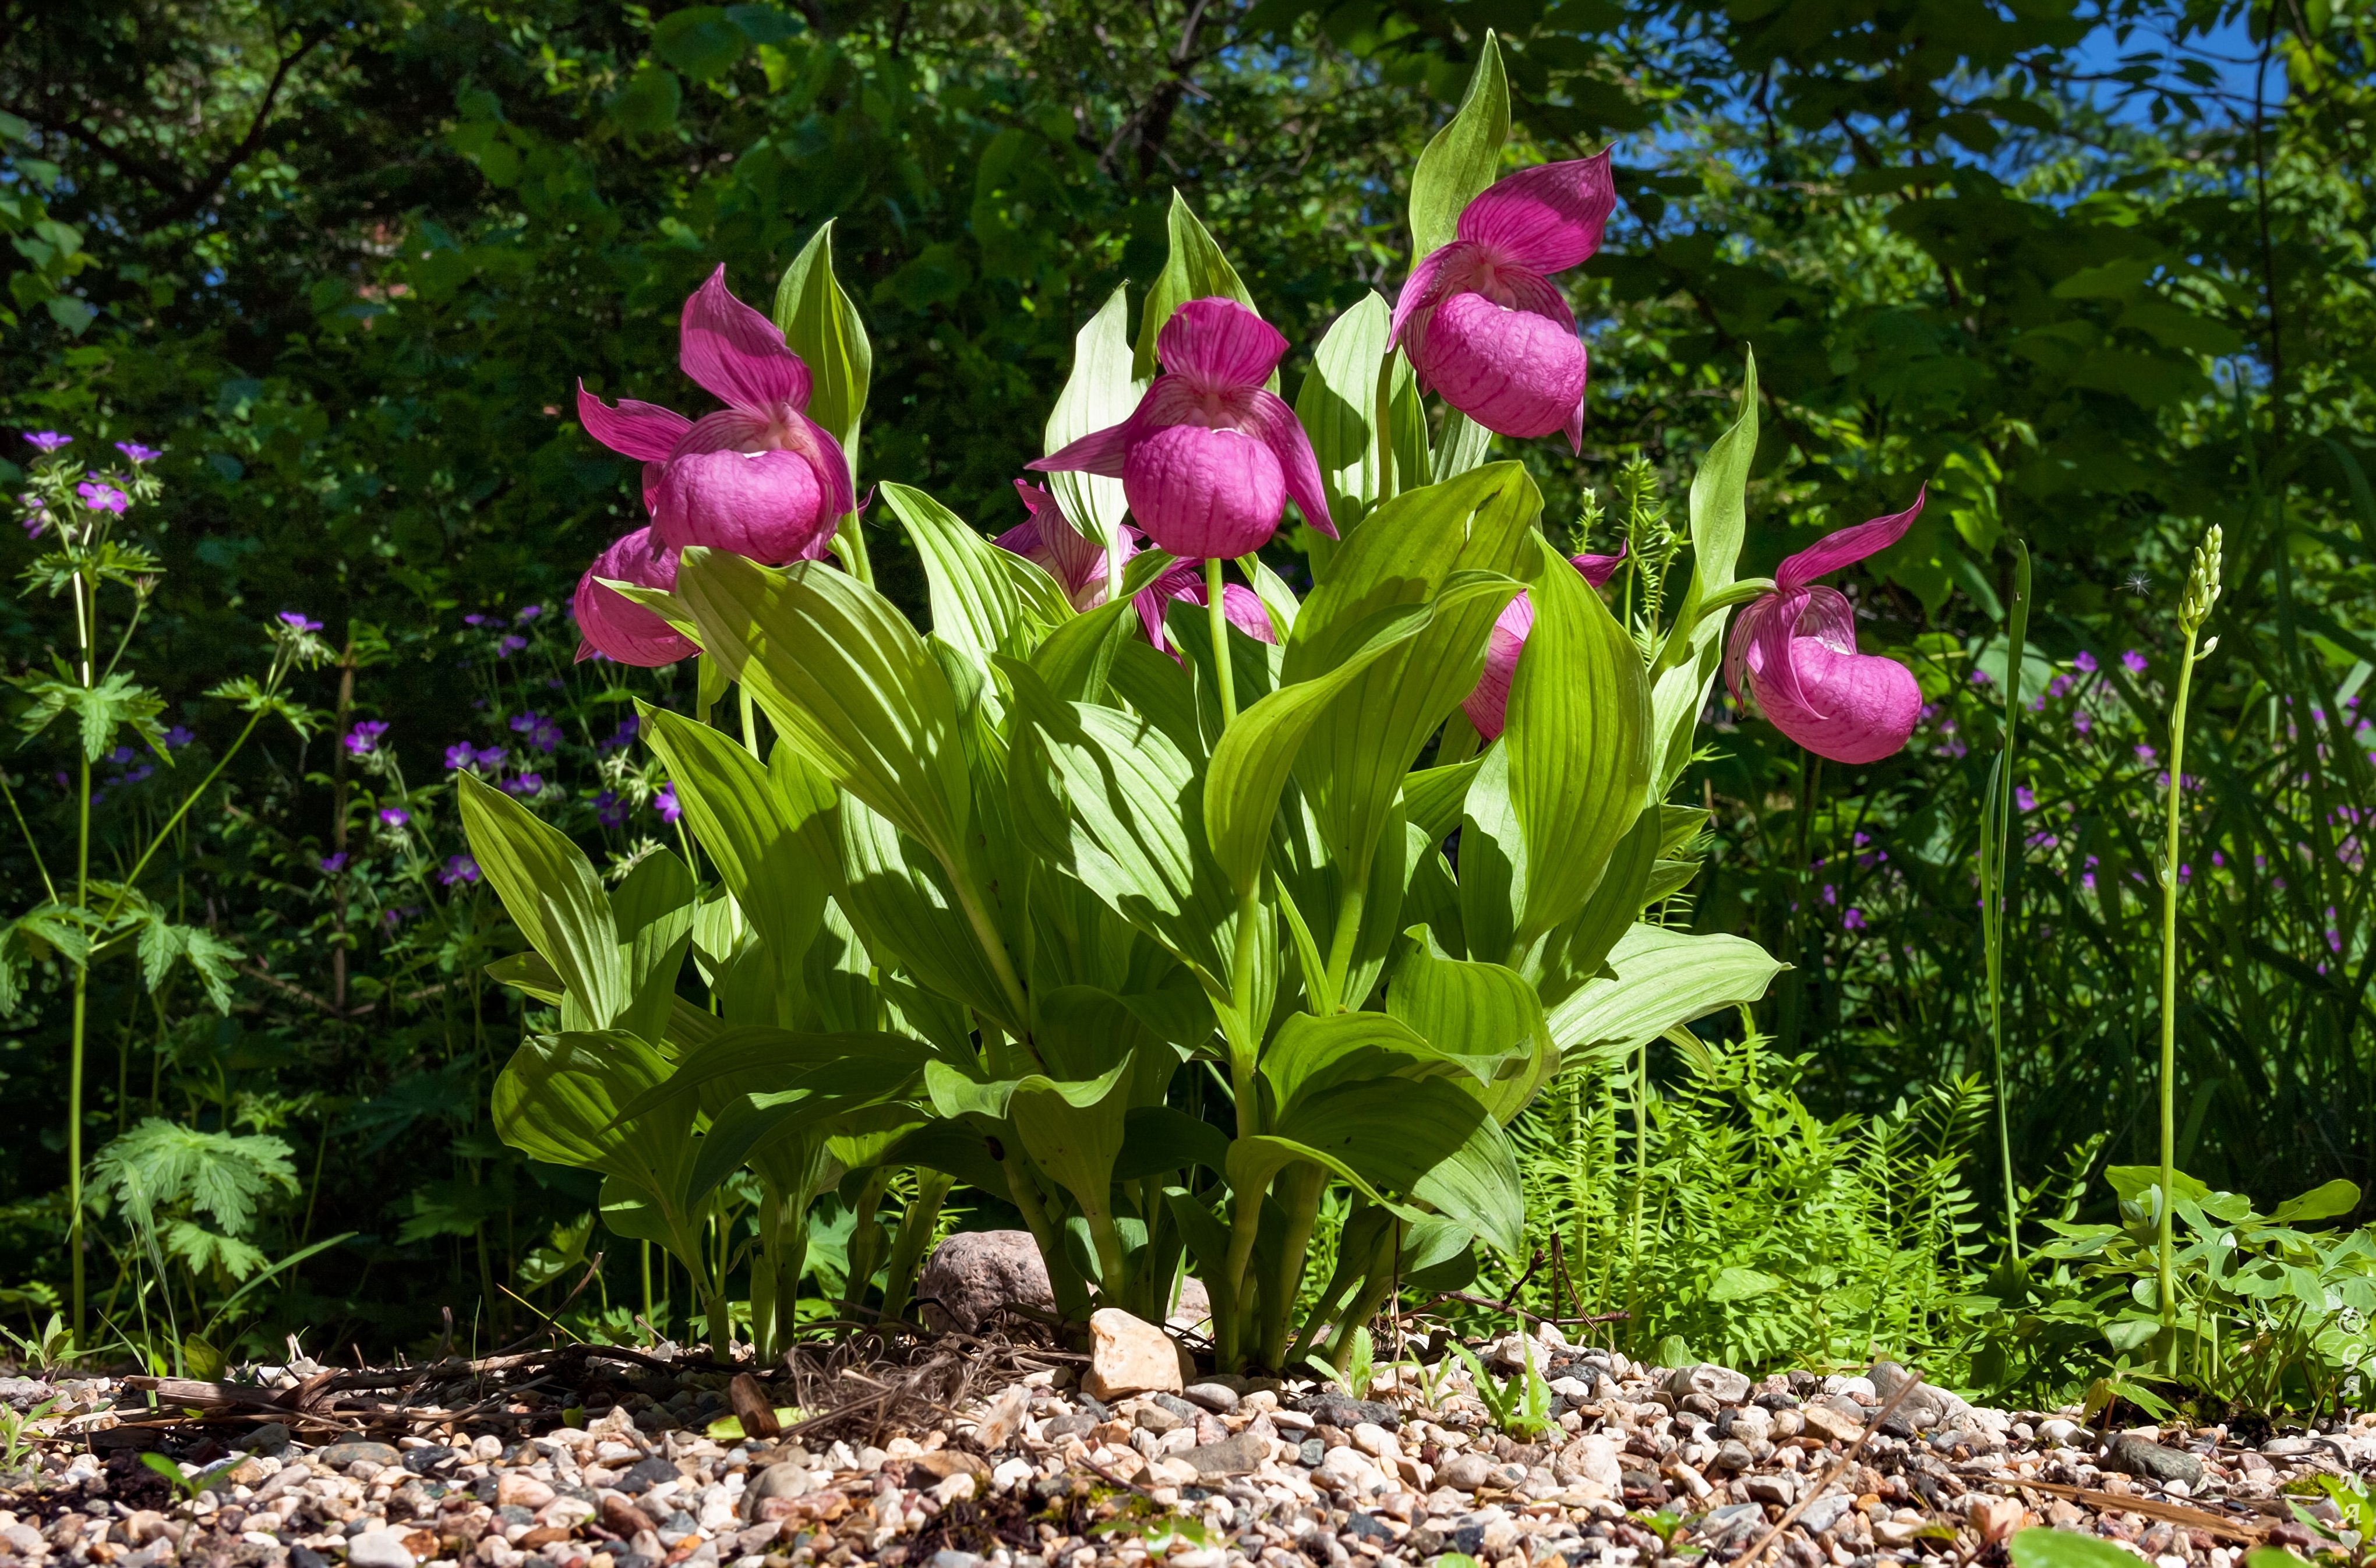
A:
[1456,743,1523,966]
[881,482,1068,661]
[1045,283,1139,546]
[2011,1530,2155,1568]
[1404,757,1483,843]
[1035,984,1186,1106]
[1005,661,1238,987]
[1243,555,1302,639]
[1408,32,1507,260]
[1503,533,1652,949]
[1117,1106,1231,1182]
[611,848,697,1041]
[1663,352,1759,673]
[838,796,1019,1030]
[684,1057,925,1202]
[1541,806,1658,1002]
[773,220,871,485]
[1135,191,1259,383]
[610,1026,937,1125]
[1431,408,1493,482]
[1386,934,1556,1125]
[1208,570,1518,899]
[638,700,836,971]
[1030,548,1179,704]
[1294,293,1412,532]
[1259,1009,1489,1121]
[1262,1075,1523,1255]
[1544,925,1783,1060]
[2272,1179,2361,1224]
[457,772,625,1029]
[485,949,563,1005]
[675,548,970,869]
[1009,1058,1136,1244]
[1286,464,1537,893]
[1707,1265,1784,1302]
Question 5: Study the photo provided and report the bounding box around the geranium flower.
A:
[344,721,389,756]
[1391,153,1616,450]
[379,807,410,828]
[77,482,129,514]
[508,711,562,754]
[440,854,481,887]
[319,852,349,874]
[575,526,697,667]
[115,442,161,463]
[1030,298,1330,560]
[654,783,682,825]
[1724,492,1926,765]
[23,432,70,453]
[1458,549,1629,742]
[278,612,323,634]
[576,267,853,565]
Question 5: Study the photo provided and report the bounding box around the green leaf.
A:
[881,482,1068,660]
[1011,1058,1137,1245]
[837,797,1020,1030]
[1544,925,1782,1061]
[1045,284,1140,547]
[1294,293,1411,534]
[1261,1076,1523,1255]
[1135,191,1259,383]
[1385,934,1556,1125]
[2272,1179,2361,1224]
[684,1057,925,1203]
[1286,464,1538,894]
[1404,757,1482,844]
[773,220,871,486]
[1661,353,1759,676]
[1503,533,1653,949]
[610,849,697,1043]
[2011,1530,2155,1568]
[1030,548,1179,704]
[457,772,625,1030]
[1408,32,1508,260]
[674,549,970,871]
[1707,1265,1784,1302]
[1260,1010,1476,1121]
[1541,805,1658,999]
[1117,1106,1231,1182]
[653,6,748,80]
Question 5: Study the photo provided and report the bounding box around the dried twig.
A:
[1732,1371,1930,1568]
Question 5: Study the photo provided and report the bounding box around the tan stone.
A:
[495,1472,556,1510]
[1083,1308,1182,1401]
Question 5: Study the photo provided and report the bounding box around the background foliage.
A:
[1,0,2370,1370]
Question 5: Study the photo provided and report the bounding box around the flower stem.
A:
[1206,557,1237,727]
[1986,541,2031,1265]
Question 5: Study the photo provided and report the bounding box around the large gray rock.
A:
[915,1231,1055,1333]
[2105,1432,2206,1489]
[1868,1359,1972,1432]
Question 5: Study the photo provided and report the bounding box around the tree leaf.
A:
[1408,32,1508,260]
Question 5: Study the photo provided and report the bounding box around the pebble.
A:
[316,1440,403,1468]
[345,1527,419,1568]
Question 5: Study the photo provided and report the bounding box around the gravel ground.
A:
[3,1332,2371,1568]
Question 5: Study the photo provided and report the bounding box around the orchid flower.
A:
[1459,548,1627,741]
[1724,492,1926,765]
[574,525,697,667]
[576,266,853,565]
[997,481,1121,612]
[1136,556,1276,652]
[1031,298,1330,560]
[1392,153,1616,450]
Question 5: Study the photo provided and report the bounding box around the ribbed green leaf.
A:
[1544,925,1784,1060]
[638,700,835,962]
[1135,191,1261,383]
[882,482,1069,660]
[773,220,871,483]
[837,797,1019,1030]
[1541,806,1658,1004]
[457,772,624,1030]
[1260,1009,1489,1122]
[1294,293,1412,534]
[1408,32,1508,260]
[1045,283,1139,546]
[1386,934,1555,1125]
[1505,533,1652,949]
[675,548,970,867]
[1251,1075,1523,1255]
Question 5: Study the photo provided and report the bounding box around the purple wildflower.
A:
[2074,711,2093,735]
[2122,649,2148,675]
[594,790,629,828]
[654,783,681,825]
[516,603,544,623]
[320,852,349,874]
[344,720,389,756]
[509,711,561,753]
[379,806,409,828]
[114,442,161,463]
[440,854,481,887]
[2074,651,2098,673]
[602,716,641,751]
[502,772,544,797]
[464,613,487,627]
[1968,668,1991,686]
[23,432,70,453]
[2135,743,2156,762]
[1842,908,1867,931]
[279,612,323,634]
[2015,785,2036,812]
[497,634,528,657]
[76,482,128,514]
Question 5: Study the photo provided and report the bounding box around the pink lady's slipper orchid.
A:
[1136,557,1276,652]
[1393,153,1616,451]
[575,526,697,667]
[1460,547,1627,742]
[998,481,1120,612]
[1030,298,1331,561]
[576,267,853,565]
[1725,492,1926,765]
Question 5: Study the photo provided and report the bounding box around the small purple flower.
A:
[654,783,681,825]
[2074,711,2093,736]
[602,716,641,751]
[344,720,390,756]
[1968,668,1992,686]
[2015,785,2036,811]
[2047,674,2073,698]
[502,772,544,797]
[509,711,561,753]
[2074,651,2098,673]
[279,612,323,634]
[477,743,505,769]
[320,852,349,874]
[444,741,479,771]
[379,806,410,828]
[76,482,128,515]
[164,725,193,748]
[497,634,528,657]
[2122,649,2148,675]
[2135,743,2156,762]
[517,603,544,623]
[382,906,414,930]
[439,853,481,887]
[1842,908,1867,931]
[114,442,161,463]
[463,613,488,627]
[108,745,134,764]
[23,432,70,453]
[1820,884,1838,906]
[595,790,629,828]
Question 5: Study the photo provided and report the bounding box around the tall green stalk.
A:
[1980,541,2031,1263]
[2159,525,2223,1359]
[1206,557,1237,727]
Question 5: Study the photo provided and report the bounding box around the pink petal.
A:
[783,409,857,521]
[680,265,811,415]
[1390,241,1477,363]
[1121,422,1286,560]
[1029,419,1135,480]
[577,382,691,461]
[1753,636,1923,765]
[576,527,697,667]
[1774,488,1927,595]
[998,480,1113,608]
[669,407,854,521]
[1460,592,1535,743]
[1454,153,1617,275]
[651,448,835,564]
[1411,290,1590,445]
[1238,390,1338,539]
[1158,297,1287,393]
[1573,541,1626,588]
[1133,558,1206,649]
[1219,582,1277,643]
[669,408,776,455]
